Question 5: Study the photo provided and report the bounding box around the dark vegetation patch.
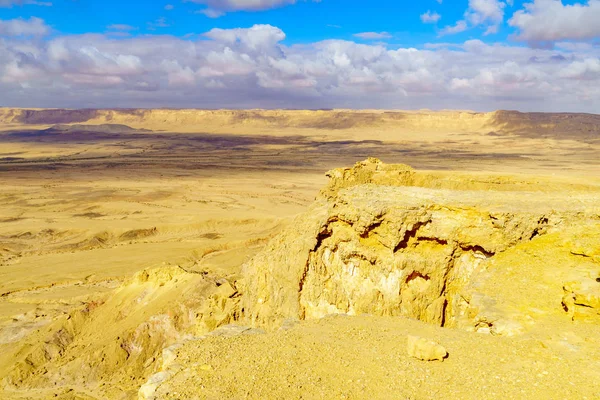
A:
[0,157,25,162]
[73,212,105,219]
[5,124,149,142]
[0,217,24,223]
[45,124,150,134]
[200,232,222,240]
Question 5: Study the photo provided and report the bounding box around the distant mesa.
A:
[12,108,146,125]
[43,124,151,134]
[17,108,99,124]
[1,107,599,139]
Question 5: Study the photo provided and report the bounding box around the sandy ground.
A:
[0,109,599,399]
[155,315,600,400]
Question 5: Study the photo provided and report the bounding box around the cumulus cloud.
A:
[441,0,508,36]
[0,17,50,36]
[147,17,169,30]
[509,0,600,44]
[197,8,225,17]
[353,32,392,40]
[439,20,468,35]
[204,24,286,52]
[421,11,441,24]
[559,58,600,79]
[190,0,317,17]
[466,0,505,26]
[1,19,600,111]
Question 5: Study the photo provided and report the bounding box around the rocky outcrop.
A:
[241,159,584,330]
[320,157,415,199]
[320,158,596,198]
[562,279,600,321]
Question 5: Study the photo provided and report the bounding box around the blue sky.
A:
[0,0,599,111]
[0,0,546,45]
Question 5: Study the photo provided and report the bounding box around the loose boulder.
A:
[407,335,448,361]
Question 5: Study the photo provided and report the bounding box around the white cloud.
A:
[509,0,600,43]
[441,0,507,36]
[465,0,506,26]
[197,8,225,17]
[559,58,600,79]
[555,42,595,52]
[421,11,441,24]
[0,17,50,36]
[204,24,286,52]
[108,24,135,31]
[190,0,318,17]
[1,21,600,112]
[165,4,174,10]
[439,20,468,35]
[190,0,295,11]
[147,17,170,30]
[197,47,256,77]
[161,59,196,86]
[353,32,392,40]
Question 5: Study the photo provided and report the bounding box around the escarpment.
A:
[242,159,600,330]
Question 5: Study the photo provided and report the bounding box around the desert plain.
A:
[0,108,599,399]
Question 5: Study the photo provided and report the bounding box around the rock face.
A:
[242,159,599,330]
[406,335,448,361]
[562,279,600,321]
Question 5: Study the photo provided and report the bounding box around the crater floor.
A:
[0,109,599,399]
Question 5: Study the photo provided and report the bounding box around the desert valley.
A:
[0,108,599,399]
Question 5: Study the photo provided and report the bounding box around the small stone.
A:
[406,335,448,361]
[199,364,213,371]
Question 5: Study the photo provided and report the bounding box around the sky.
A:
[0,0,599,112]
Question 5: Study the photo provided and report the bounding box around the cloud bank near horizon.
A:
[0,9,599,112]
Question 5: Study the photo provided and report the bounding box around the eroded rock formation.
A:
[1,266,241,398]
[242,159,600,331]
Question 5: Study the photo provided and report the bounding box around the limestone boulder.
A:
[406,335,448,361]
